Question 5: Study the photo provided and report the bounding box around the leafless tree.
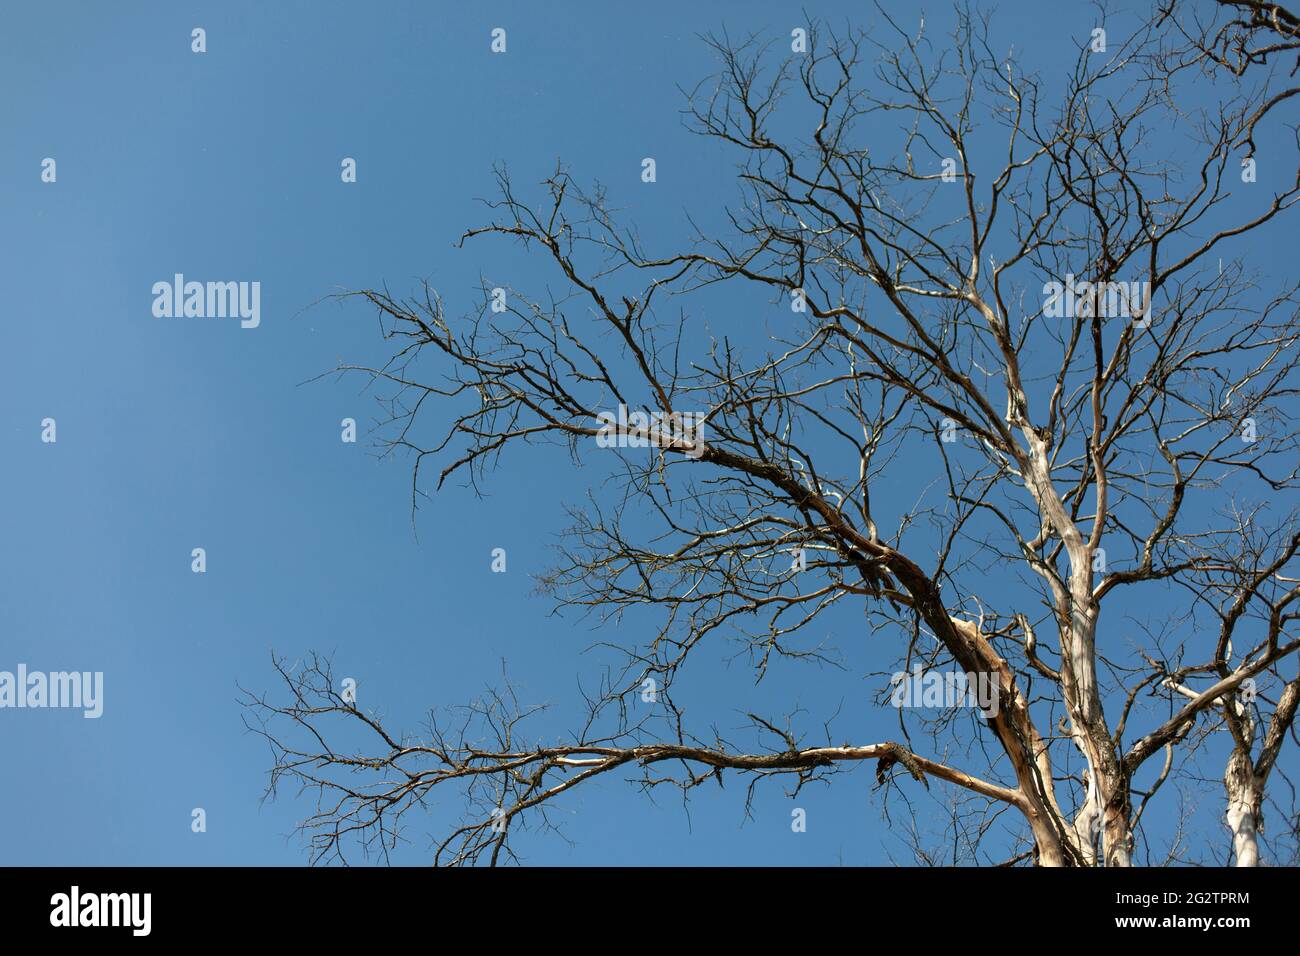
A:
[244,4,1300,866]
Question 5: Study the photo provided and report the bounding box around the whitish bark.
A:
[1224,748,1261,868]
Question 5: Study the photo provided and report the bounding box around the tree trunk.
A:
[1224,749,1261,867]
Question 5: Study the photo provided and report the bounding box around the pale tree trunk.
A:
[1224,748,1261,867]
[1017,427,1133,866]
[1222,675,1300,865]
[1223,692,1261,867]
[1167,673,1277,867]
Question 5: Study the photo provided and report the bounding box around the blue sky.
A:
[2,1,1295,866]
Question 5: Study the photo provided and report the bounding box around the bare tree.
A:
[245,4,1300,866]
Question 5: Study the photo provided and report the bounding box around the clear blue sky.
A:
[2,1,1294,865]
